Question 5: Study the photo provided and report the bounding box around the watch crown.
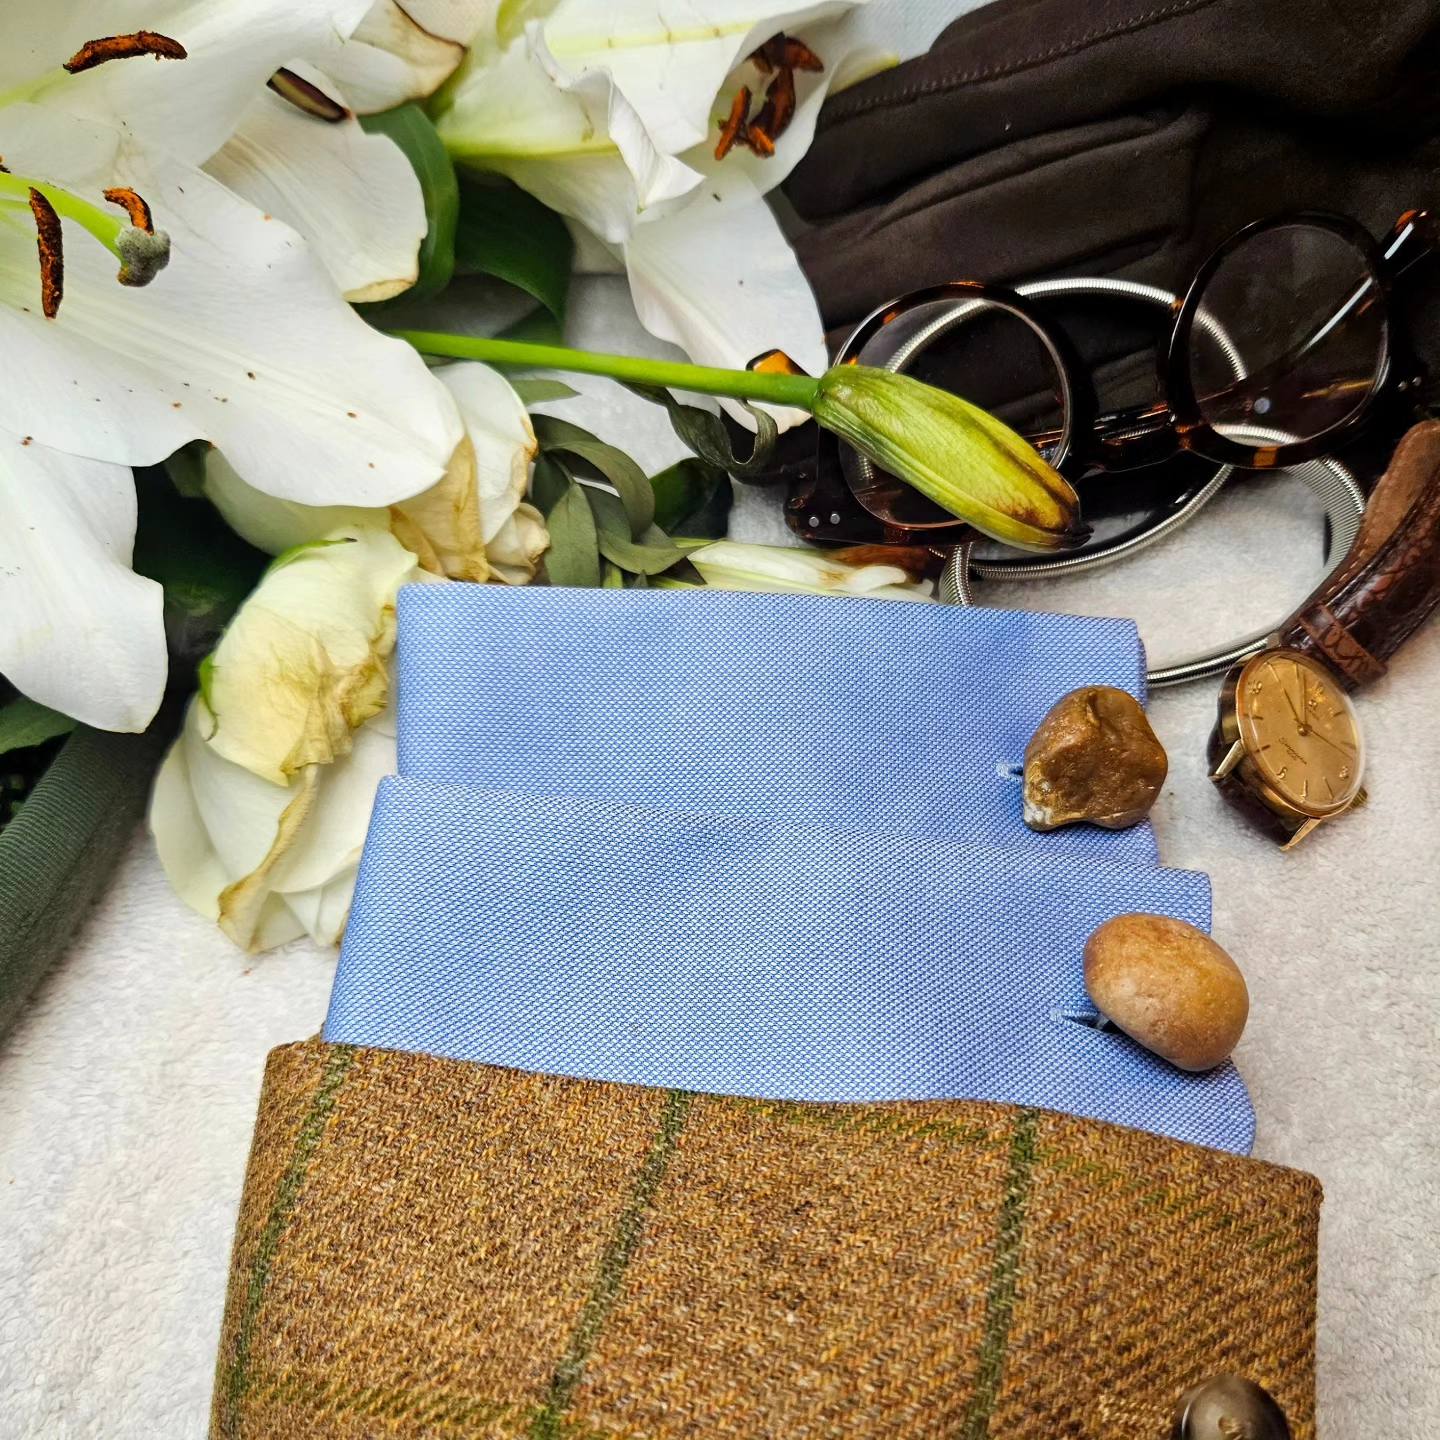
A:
[1352,787,1370,810]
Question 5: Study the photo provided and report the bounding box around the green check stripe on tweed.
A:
[212,1042,1320,1440]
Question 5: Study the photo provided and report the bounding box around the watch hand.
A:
[1308,725,1356,758]
[1278,676,1305,726]
[1294,670,1308,725]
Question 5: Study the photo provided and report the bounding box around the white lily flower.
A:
[203,362,548,585]
[0,14,466,730]
[435,1,874,410]
[149,523,423,951]
[674,539,934,600]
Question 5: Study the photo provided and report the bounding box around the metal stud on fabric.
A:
[1174,1375,1292,1440]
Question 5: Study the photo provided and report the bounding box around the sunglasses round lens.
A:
[843,297,1071,528]
[1186,223,1387,449]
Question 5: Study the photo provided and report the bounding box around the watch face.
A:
[1235,650,1365,815]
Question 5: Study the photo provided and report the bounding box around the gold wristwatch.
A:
[1209,420,1440,847]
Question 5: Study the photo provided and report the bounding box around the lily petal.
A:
[0,430,165,731]
[0,104,463,507]
[201,525,419,785]
[623,169,827,428]
[687,539,933,600]
[435,36,643,245]
[37,0,375,167]
[205,74,427,302]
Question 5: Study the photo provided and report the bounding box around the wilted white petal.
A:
[315,1,466,112]
[402,0,505,44]
[205,76,426,302]
[205,363,546,584]
[485,503,550,584]
[202,525,419,785]
[434,362,538,543]
[689,539,933,599]
[536,0,865,157]
[0,105,463,507]
[623,169,826,428]
[150,694,397,951]
[37,0,374,167]
[0,431,165,731]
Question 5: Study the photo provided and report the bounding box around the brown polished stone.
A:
[1083,913,1249,1072]
[1023,685,1168,832]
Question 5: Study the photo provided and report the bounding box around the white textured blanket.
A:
[1,272,1437,1438]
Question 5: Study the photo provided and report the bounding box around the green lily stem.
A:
[393,329,821,410]
[0,172,126,258]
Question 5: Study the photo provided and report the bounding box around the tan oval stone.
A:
[1023,686,1167,832]
[1083,913,1249,1072]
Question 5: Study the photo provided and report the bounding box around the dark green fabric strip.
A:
[217,1044,358,1439]
[530,1089,693,1440]
[960,1107,1040,1440]
[0,719,171,1039]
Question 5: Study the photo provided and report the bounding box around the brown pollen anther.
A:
[750,33,824,75]
[267,67,349,123]
[64,32,188,74]
[748,65,797,152]
[28,189,63,319]
[103,186,153,235]
[715,85,753,161]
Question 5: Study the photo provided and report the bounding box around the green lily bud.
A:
[812,365,1089,553]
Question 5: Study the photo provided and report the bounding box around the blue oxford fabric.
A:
[323,780,1254,1154]
[393,586,1160,864]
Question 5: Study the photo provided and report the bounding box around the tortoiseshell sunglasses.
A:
[781,208,1439,549]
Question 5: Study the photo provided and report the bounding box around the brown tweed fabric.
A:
[212,1042,1320,1439]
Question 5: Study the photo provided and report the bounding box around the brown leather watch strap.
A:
[1277,420,1440,690]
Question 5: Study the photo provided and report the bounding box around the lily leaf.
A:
[543,480,602,588]
[623,383,779,478]
[454,179,574,325]
[530,452,573,513]
[509,378,579,406]
[651,457,732,539]
[533,415,654,536]
[0,696,75,759]
[582,485,691,574]
[359,104,459,301]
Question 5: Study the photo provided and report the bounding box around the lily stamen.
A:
[716,33,820,162]
[103,187,154,234]
[267,67,349,123]
[64,32,188,75]
[0,170,170,314]
[27,189,63,319]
